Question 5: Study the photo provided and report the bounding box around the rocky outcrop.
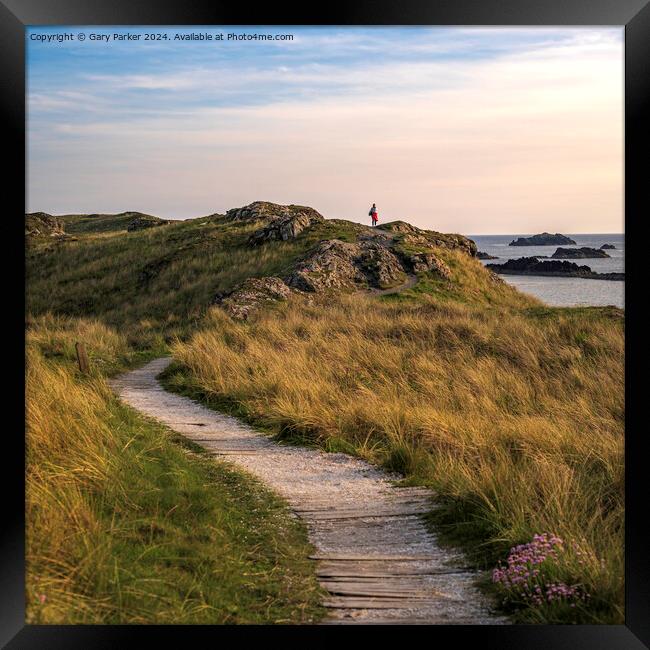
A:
[25,212,66,239]
[287,240,385,292]
[210,204,481,318]
[286,237,453,294]
[249,210,324,244]
[600,244,616,250]
[358,242,408,288]
[226,201,324,244]
[215,276,294,320]
[477,251,498,260]
[127,215,169,231]
[399,251,452,278]
[377,221,420,235]
[551,247,610,259]
[509,233,577,247]
[487,257,624,281]
[378,221,477,257]
[215,228,458,318]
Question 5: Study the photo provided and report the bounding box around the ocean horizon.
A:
[469,233,625,309]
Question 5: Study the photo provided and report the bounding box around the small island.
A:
[551,247,610,259]
[487,257,624,281]
[509,232,577,247]
[477,251,499,260]
[600,243,616,250]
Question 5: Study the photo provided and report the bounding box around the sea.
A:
[469,234,625,309]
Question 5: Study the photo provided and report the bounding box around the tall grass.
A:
[26,215,366,348]
[26,316,323,623]
[168,291,624,623]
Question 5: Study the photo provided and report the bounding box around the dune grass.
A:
[26,316,324,624]
[26,212,625,624]
[164,281,624,624]
[25,214,367,349]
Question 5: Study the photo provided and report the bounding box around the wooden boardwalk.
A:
[111,358,503,625]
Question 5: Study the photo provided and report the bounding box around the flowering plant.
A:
[492,533,591,609]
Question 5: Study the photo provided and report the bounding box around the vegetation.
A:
[58,211,160,235]
[26,208,625,624]
[26,315,324,624]
[26,214,369,348]
[163,287,624,624]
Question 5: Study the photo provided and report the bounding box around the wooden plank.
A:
[296,496,433,506]
[321,617,441,625]
[295,498,433,510]
[75,341,90,374]
[309,554,442,561]
[321,586,449,599]
[297,509,431,521]
[323,598,450,610]
[321,577,432,585]
[317,569,473,578]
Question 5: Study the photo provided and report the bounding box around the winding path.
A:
[365,274,419,297]
[110,358,503,625]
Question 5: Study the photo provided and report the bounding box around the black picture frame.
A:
[5,1,649,646]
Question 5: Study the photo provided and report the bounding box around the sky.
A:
[27,26,623,234]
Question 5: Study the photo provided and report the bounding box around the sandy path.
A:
[110,358,503,625]
[365,274,419,297]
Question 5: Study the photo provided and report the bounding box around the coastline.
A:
[488,269,624,282]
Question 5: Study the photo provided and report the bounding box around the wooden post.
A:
[75,342,89,374]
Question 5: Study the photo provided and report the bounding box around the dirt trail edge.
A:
[110,358,504,625]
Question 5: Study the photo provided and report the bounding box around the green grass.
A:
[26,316,324,624]
[58,211,161,234]
[26,206,624,625]
[26,214,369,349]
[164,293,624,625]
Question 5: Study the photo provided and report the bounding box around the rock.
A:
[551,247,610,259]
[399,251,451,278]
[287,239,410,293]
[25,212,66,239]
[487,257,624,281]
[477,251,499,260]
[225,201,324,244]
[250,211,324,244]
[216,276,294,320]
[127,215,168,231]
[209,208,487,315]
[600,244,616,250]
[287,240,369,292]
[358,242,408,288]
[379,221,477,257]
[509,233,577,246]
[376,221,420,234]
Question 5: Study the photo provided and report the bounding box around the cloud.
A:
[26,27,623,233]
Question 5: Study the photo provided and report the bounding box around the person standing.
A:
[369,203,379,226]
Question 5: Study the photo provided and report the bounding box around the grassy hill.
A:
[25,202,624,624]
[57,211,167,235]
[27,204,507,345]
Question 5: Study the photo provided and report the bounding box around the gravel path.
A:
[110,358,504,625]
[365,274,419,297]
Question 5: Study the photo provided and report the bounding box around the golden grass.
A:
[26,321,126,622]
[169,291,624,622]
[26,316,323,623]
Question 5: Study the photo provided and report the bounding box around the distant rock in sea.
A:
[551,247,610,259]
[487,257,624,281]
[477,251,498,260]
[600,243,616,250]
[509,232,577,247]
